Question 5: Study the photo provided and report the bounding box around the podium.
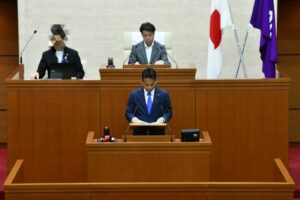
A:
[86,131,212,182]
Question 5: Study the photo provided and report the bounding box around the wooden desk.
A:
[6,69,289,183]
[99,67,196,80]
[86,131,212,182]
[123,64,171,68]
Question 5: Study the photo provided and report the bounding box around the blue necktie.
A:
[147,92,152,114]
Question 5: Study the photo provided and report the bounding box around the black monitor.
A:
[130,124,166,135]
[48,63,77,79]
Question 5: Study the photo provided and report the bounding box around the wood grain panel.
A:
[0,111,7,143]
[86,132,211,182]
[7,83,101,182]
[196,86,289,181]
[278,0,300,54]
[278,55,300,108]
[100,89,132,138]
[0,0,18,55]
[3,160,294,200]
[289,110,300,141]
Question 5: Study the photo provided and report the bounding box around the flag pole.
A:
[227,0,248,78]
[235,24,252,78]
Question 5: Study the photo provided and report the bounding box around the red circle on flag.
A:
[210,10,221,49]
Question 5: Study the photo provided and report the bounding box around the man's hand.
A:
[154,60,164,65]
[31,72,39,80]
[132,117,147,124]
[156,117,165,123]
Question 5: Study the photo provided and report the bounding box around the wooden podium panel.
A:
[6,80,101,182]
[4,159,295,200]
[123,64,171,68]
[195,80,289,181]
[99,67,196,80]
[86,131,211,182]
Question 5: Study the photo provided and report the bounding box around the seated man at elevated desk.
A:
[125,68,172,135]
[31,24,85,79]
[128,22,170,65]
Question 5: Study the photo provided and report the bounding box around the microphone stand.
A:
[20,30,37,64]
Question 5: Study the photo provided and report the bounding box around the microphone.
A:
[122,45,137,67]
[122,55,130,67]
[124,106,138,141]
[20,30,37,64]
[161,106,173,141]
[160,46,178,68]
[168,54,179,69]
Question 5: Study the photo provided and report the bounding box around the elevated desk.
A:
[123,64,171,68]
[6,67,289,183]
[99,67,196,80]
[86,131,212,182]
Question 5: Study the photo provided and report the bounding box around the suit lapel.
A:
[50,48,59,63]
[139,88,148,114]
[62,47,70,63]
[150,42,159,64]
[150,88,160,115]
[139,43,148,64]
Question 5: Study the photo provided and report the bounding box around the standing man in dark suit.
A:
[125,68,172,134]
[128,22,170,65]
[31,24,85,79]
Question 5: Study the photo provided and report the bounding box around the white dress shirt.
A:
[144,42,154,64]
[55,50,64,63]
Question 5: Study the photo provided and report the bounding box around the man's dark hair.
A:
[140,22,156,33]
[142,68,157,81]
[51,24,66,39]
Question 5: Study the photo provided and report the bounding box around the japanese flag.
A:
[207,0,233,79]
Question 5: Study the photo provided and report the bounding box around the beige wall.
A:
[18,0,277,79]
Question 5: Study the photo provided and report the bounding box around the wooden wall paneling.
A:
[278,0,300,54]
[289,110,300,141]
[167,87,196,138]
[100,88,133,139]
[195,82,289,182]
[278,55,300,108]
[0,111,7,143]
[278,0,300,142]
[7,82,101,182]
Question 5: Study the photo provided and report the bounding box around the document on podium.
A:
[129,122,167,127]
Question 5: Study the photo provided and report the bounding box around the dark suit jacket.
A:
[128,41,170,64]
[125,87,172,123]
[37,46,85,79]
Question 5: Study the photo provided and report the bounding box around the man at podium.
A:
[128,22,170,65]
[125,68,172,134]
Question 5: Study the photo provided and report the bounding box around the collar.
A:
[144,88,155,96]
[144,41,154,48]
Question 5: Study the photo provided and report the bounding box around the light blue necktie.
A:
[147,92,152,114]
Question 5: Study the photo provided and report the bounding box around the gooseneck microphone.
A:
[122,55,130,67]
[20,30,37,64]
[124,106,138,141]
[168,54,179,69]
[159,46,178,69]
